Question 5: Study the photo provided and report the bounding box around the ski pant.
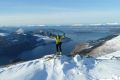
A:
[56,42,62,52]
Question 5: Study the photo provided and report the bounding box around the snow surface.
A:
[0,54,120,80]
[97,50,120,59]
[33,34,55,41]
[0,33,8,36]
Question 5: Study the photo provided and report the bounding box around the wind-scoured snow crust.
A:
[0,55,120,80]
[0,55,86,80]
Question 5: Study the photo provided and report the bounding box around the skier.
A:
[51,33,65,55]
[44,33,65,61]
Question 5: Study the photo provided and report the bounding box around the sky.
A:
[0,0,120,26]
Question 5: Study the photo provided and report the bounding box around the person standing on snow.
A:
[50,33,65,55]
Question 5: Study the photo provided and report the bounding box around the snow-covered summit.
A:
[0,54,120,80]
[16,28,25,35]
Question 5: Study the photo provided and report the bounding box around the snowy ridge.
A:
[90,22,120,26]
[0,55,120,80]
[97,50,120,59]
[89,35,120,57]
[33,34,55,41]
[0,33,8,36]
[16,28,25,35]
[72,23,120,26]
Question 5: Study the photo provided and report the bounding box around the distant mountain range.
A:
[0,23,120,27]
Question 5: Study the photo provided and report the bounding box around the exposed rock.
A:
[71,43,90,56]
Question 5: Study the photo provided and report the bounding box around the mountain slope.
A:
[0,54,120,80]
[97,50,120,59]
[89,35,120,57]
[71,34,120,58]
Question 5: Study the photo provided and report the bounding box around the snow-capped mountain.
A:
[0,29,9,36]
[89,23,120,26]
[72,24,84,26]
[16,28,25,35]
[72,23,120,26]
